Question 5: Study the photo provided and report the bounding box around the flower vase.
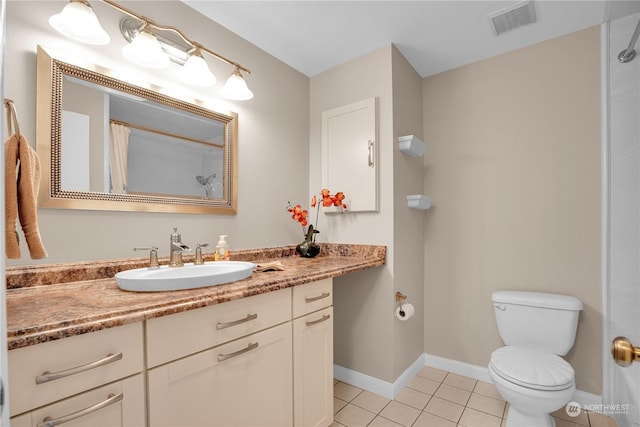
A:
[296,225,321,258]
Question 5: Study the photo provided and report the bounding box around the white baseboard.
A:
[572,389,603,410]
[336,353,602,412]
[424,353,492,383]
[334,354,426,400]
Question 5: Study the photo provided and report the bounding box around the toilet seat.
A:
[490,346,574,391]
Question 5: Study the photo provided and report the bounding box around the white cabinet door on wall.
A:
[322,98,378,212]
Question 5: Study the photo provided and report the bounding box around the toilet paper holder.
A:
[396,292,407,315]
[395,292,415,320]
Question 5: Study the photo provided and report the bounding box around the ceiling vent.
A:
[487,0,537,36]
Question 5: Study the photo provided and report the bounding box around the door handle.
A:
[611,336,640,367]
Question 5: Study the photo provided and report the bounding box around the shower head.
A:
[619,19,640,63]
[196,174,215,185]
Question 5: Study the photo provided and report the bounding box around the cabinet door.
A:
[148,323,293,427]
[28,374,145,427]
[293,307,333,427]
[322,97,378,212]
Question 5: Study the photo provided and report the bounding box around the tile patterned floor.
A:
[332,366,617,427]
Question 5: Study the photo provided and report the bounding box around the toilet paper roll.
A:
[395,303,415,321]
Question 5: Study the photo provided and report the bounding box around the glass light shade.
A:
[48,1,110,45]
[219,69,254,101]
[122,31,170,69]
[177,54,216,87]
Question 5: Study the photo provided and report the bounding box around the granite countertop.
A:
[5,244,386,350]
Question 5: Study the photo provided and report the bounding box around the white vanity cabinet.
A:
[146,287,294,427]
[293,279,334,427]
[8,279,335,427]
[146,280,334,427]
[8,322,145,426]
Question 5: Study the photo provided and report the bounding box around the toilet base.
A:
[506,405,556,427]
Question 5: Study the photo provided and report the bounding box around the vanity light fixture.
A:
[48,0,110,45]
[49,0,254,100]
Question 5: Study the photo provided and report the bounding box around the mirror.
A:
[36,46,238,214]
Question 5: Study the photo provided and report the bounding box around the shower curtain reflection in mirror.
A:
[109,122,130,194]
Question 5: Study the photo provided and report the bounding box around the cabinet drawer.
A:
[292,279,333,318]
[146,287,291,368]
[13,374,145,427]
[9,322,144,416]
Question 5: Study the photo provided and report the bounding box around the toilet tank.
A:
[492,291,583,356]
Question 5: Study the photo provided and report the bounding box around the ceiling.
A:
[182,1,640,78]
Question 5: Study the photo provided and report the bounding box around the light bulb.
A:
[48,1,110,45]
[219,68,253,101]
[122,30,170,69]
[177,52,216,87]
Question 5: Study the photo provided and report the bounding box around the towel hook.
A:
[4,98,21,138]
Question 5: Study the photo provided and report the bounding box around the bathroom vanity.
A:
[5,244,385,427]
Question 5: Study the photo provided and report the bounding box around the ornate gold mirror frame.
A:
[36,46,238,214]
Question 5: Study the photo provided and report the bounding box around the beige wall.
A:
[6,1,310,265]
[422,27,602,394]
[311,46,396,382]
[391,46,425,380]
[311,45,426,384]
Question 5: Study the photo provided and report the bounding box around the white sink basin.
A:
[115,261,256,292]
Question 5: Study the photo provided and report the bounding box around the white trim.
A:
[574,389,604,410]
[334,354,426,400]
[424,353,491,383]
[599,20,613,410]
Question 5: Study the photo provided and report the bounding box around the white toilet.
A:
[489,291,583,427]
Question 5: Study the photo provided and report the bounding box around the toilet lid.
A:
[490,346,575,391]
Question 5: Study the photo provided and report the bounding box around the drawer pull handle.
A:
[218,342,259,362]
[305,314,331,327]
[305,292,330,303]
[35,352,123,385]
[37,392,123,427]
[216,313,258,330]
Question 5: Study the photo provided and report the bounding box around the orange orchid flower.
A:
[321,189,333,207]
[287,190,347,235]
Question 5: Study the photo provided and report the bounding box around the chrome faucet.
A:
[169,228,190,267]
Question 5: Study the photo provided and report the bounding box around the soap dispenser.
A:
[214,235,230,261]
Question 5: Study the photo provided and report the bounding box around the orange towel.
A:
[5,133,47,259]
